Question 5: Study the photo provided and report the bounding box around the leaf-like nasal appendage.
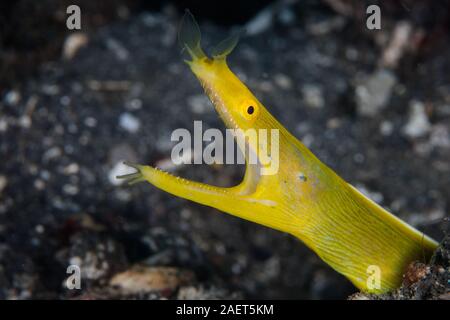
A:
[178,9,206,60]
[211,31,241,59]
[116,162,145,185]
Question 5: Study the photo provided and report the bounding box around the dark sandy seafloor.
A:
[1,7,449,299]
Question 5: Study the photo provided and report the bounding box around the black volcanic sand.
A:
[0,3,449,299]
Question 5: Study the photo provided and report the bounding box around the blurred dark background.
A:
[0,0,449,299]
[2,0,450,90]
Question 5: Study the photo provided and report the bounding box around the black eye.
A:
[247,106,254,115]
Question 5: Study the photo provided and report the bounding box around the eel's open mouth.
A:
[117,131,263,197]
[116,162,146,185]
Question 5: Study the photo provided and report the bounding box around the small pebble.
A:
[355,69,397,117]
[34,179,45,190]
[43,147,62,161]
[258,80,274,92]
[245,7,273,36]
[109,266,194,294]
[402,100,430,139]
[84,117,97,128]
[302,84,324,109]
[63,163,80,175]
[380,120,394,136]
[274,74,292,90]
[41,84,60,96]
[35,225,45,234]
[69,256,82,267]
[63,184,79,195]
[429,125,450,148]
[115,189,132,202]
[0,118,7,132]
[40,170,50,181]
[127,98,142,110]
[327,118,341,129]
[106,38,129,61]
[4,90,21,106]
[119,113,140,133]
[18,116,31,128]
[63,32,89,60]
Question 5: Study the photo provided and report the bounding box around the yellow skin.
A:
[120,11,438,293]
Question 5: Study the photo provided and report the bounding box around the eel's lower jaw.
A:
[117,160,279,229]
[117,160,259,192]
[117,158,269,210]
[116,162,217,189]
[116,162,146,184]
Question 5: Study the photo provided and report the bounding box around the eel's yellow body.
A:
[120,11,438,293]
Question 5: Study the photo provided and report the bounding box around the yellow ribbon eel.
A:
[118,11,438,293]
